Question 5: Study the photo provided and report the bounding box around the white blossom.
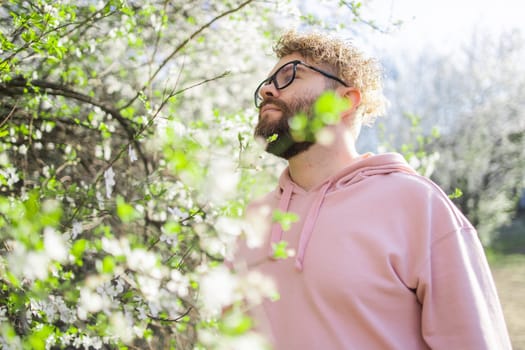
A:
[167,206,188,220]
[101,236,129,256]
[126,248,157,274]
[215,217,243,260]
[199,266,239,317]
[136,275,160,301]
[110,312,134,344]
[128,144,137,163]
[7,243,50,280]
[78,289,111,320]
[243,204,272,248]
[44,227,68,262]
[204,157,240,203]
[97,279,124,300]
[71,221,83,239]
[0,167,19,187]
[220,332,270,350]
[239,271,278,306]
[166,269,190,298]
[0,306,7,322]
[103,142,112,161]
[104,166,115,198]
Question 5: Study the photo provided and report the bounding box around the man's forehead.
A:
[269,53,306,75]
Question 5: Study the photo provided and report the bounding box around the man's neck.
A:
[287,137,360,191]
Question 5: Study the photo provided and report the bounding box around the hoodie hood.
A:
[268,152,417,271]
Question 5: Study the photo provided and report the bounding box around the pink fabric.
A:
[236,152,511,350]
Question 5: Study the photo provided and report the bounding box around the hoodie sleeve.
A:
[414,193,511,349]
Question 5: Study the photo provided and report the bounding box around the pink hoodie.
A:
[236,153,511,349]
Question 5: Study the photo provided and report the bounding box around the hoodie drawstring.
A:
[269,182,294,251]
[295,181,331,271]
[268,180,332,272]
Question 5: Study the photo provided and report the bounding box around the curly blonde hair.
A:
[274,30,386,125]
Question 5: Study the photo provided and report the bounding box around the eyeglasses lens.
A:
[255,61,297,108]
[275,62,295,88]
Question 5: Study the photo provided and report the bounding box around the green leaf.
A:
[272,209,299,231]
[266,133,278,143]
[219,309,253,336]
[101,255,115,273]
[116,196,139,223]
[26,325,54,350]
[313,91,349,122]
[71,239,86,258]
[271,241,290,260]
[448,187,463,199]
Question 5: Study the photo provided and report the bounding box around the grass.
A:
[490,253,525,349]
[486,213,525,349]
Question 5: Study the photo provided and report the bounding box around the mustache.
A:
[258,98,290,115]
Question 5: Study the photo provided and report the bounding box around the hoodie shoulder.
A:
[382,171,474,234]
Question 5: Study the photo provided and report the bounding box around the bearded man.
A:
[234,30,511,350]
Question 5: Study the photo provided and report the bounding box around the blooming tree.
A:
[0,0,285,348]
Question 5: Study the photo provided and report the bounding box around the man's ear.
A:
[338,87,361,121]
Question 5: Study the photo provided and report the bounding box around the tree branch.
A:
[120,0,255,110]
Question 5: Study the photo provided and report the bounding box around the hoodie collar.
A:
[268,152,416,271]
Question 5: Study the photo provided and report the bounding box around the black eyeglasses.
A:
[254,60,348,108]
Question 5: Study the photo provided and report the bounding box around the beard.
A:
[254,96,317,159]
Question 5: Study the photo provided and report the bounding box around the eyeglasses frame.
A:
[254,60,349,108]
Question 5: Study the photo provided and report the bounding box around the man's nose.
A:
[259,80,279,100]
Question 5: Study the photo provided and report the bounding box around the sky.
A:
[360,0,525,54]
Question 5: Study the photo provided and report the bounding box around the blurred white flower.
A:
[0,167,19,187]
[316,128,336,146]
[110,312,134,344]
[220,332,270,350]
[166,269,190,298]
[8,244,50,280]
[0,306,7,322]
[31,295,77,325]
[199,266,239,317]
[18,144,27,155]
[46,333,57,349]
[97,279,124,300]
[101,236,129,256]
[215,217,243,261]
[136,304,148,320]
[78,289,110,320]
[148,300,160,318]
[128,145,137,163]
[44,227,68,262]
[167,206,188,220]
[126,248,157,274]
[71,221,83,239]
[204,157,240,203]
[105,75,122,94]
[239,271,278,306]
[104,167,115,198]
[137,275,160,301]
[243,205,272,248]
[408,156,421,171]
[200,236,224,257]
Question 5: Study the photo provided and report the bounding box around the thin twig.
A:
[147,307,193,323]
[120,0,255,110]
[0,101,18,128]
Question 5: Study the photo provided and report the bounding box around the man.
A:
[235,30,511,349]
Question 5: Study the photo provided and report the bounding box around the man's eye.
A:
[282,72,293,80]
